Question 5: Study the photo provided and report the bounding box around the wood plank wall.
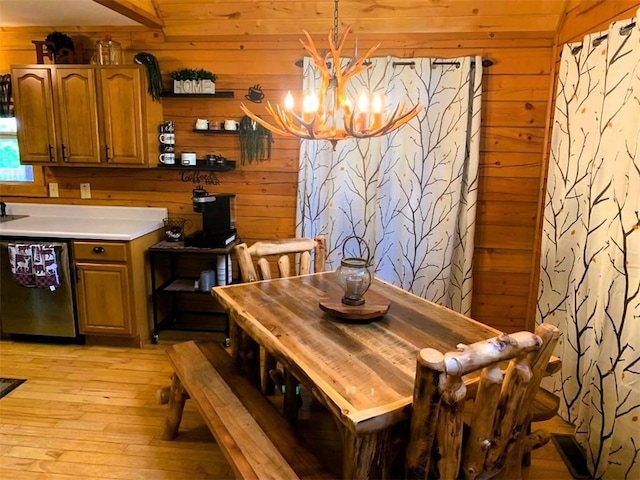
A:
[525,0,640,330]
[0,26,555,334]
[4,2,632,334]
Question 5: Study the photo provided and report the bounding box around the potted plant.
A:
[238,115,273,165]
[172,68,217,94]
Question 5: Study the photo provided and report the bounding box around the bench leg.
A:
[156,385,171,405]
[161,374,188,440]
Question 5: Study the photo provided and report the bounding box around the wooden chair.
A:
[235,236,326,283]
[233,236,326,423]
[405,323,560,480]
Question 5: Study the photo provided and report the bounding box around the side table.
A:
[148,239,240,344]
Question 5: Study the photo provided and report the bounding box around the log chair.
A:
[405,323,560,480]
[233,236,327,424]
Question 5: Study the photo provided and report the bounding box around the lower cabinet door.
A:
[76,262,133,335]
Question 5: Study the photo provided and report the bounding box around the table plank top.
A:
[212,272,500,434]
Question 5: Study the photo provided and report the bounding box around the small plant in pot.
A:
[172,68,217,94]
[239,115,273,165]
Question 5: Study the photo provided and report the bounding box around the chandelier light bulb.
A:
[303,92,318,123]
[284,91,294,110]
[357,92,369,111]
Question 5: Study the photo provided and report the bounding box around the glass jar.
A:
[95,35,122,65]
[335,236,372,306]
[335,257,372,306]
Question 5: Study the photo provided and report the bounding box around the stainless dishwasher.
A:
[0,239,78,338]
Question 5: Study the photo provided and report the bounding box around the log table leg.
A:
[229,320,240,362]
[282,369,300,427]
[261,350,278,395]
[342,428,392,479]
[161,374,188,440]
[230,319,261,387]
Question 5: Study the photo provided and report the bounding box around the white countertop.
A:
[0,203,168,241]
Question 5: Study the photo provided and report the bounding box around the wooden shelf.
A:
[159,278,204,293]
[149,240,239,341]
[160,91,234,98]
[192,129,238,135]
[157,160,236,171]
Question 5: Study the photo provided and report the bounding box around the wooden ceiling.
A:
[155,0,570,40]
[1,0,571,40]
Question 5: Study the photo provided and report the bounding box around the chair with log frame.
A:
[405,323,560,480]
[232,236,327,424]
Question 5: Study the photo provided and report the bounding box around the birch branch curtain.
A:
[537,11,640,479]
[296,55,482,314]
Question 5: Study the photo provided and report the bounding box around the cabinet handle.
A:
[48,144,54,162]
[92,246,106,254]
[105,145,110,162]
[61,144,68,162]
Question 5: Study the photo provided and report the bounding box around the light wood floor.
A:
[0,333,575,479]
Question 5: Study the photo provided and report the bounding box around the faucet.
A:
[0,202,6,217]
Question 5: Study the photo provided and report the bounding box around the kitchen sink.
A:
[0,215,29,224]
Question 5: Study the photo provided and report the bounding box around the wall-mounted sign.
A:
[180,170,220,185]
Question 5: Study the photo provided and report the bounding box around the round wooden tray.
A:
[319,290,391,323]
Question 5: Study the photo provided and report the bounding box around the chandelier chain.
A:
[333,0,339,46]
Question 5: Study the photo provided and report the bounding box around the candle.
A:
[303,92,319,123]
[357,92,369,132]
[303,94,313,123]
[371,94,383,130]
[345,276,365,300]
[284,91,294,111]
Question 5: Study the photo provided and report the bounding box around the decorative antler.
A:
[240,26,423,149]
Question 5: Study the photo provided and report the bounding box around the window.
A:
[0,117,46,197]
[0,117,33,182]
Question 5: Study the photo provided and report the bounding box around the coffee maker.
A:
[184,188,237,248]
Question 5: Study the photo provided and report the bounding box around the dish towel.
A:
[8,243,61,289]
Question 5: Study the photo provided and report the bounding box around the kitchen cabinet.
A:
[11,64,162,167]
[74,229,162,347]
[76,262,132,335]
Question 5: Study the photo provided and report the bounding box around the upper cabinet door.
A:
[12,67,58,164]
[99,68,146,166]
[11,64,161,168]
[55,67,102,164]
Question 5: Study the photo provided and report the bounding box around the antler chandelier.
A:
[240,0,422,149]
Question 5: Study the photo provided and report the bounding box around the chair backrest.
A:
[405,323,560,480]
[234,236,326,283]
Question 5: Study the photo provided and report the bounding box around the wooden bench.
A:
[161,340,332,480]
[160,342,560,478]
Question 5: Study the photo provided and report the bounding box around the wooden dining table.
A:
[212,272,501,479]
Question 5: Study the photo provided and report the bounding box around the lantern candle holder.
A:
[335,236,372,306]
[319,236,390,322]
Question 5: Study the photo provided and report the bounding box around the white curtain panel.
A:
[296,55,482,314]
[537,11,640,480]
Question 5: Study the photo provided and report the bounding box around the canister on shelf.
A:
[199,270,216,292]
[95,35,122,65]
